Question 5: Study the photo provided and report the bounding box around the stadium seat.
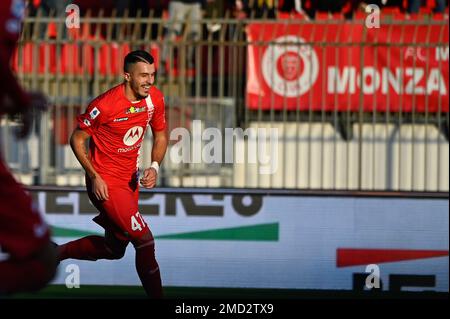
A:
[54,105,82,145]
[331,12,344,20]
[60,43,82,75]
[353,11,366,20]
[382,7,402,15]
[12,42,57,74]
[432,13,447,20]
[108,42,131,75]
[97,43,158,76]
[13,41,161,77]
[315,12,330,20]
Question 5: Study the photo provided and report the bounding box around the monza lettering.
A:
[327,66,447,95]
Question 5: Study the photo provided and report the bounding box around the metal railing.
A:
[1,11,448,191]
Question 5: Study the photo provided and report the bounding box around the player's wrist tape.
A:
[150,161,160,174]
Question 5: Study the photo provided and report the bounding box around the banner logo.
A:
[262,36,319,97]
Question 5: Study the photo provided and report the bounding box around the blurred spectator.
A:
[346,0,404,16]
[148,0,168,39]
[338,0,409,18]
[27,0,71,38]
[302,0,447,18]
[408,0,423,12]
[160,0,205,77]
[37,0,71,16]
[350,0,449,15]
[278,0,302,13]
[148,0,168,16]
[205,0,233,34]
[302,0,348,18]
[361,0,405,10]
[408,0,447,13]
[115,0,149,17]
[240,0,277,18]
[433,0,448,12]
[233,0,248,19]
[205,0,227,17]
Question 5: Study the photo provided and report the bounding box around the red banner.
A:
[246,21,449,113]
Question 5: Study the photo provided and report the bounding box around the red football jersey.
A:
[77,83,166,186]
[0,0,50,259]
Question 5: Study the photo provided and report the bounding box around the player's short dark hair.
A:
[124,50,154,72]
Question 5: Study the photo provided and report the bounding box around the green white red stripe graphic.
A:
[51,222,279,242]
[337,248,449,267]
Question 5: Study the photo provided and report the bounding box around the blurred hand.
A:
[140,167,157,189]
[91,174,109,201]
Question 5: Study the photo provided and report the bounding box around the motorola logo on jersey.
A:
[123,126,144,146]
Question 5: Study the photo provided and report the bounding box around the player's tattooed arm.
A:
[70,128,97,178]
[70,128,109,200]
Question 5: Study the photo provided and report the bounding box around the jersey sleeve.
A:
[76,101,105,136]
[149,94,167,132]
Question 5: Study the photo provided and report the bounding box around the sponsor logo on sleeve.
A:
[89,107,100,119]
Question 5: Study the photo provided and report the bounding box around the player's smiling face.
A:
[126,61,155,100]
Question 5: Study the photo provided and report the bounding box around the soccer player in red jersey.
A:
[0,0,57,294]
[56,50,168,298]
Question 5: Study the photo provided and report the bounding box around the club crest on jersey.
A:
[89,107,100,119]
[126,106,146,114]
